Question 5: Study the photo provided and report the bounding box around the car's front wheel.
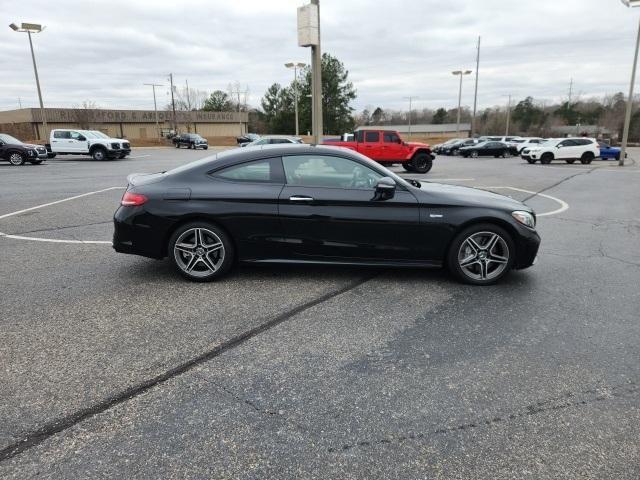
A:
[540,153,553,164]
[168,222,235,282]
[92,147,108,161]
[447,223,515,285]
[8,152,25,166]
[580,152,594,164]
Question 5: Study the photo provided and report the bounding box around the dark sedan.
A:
[113,145,540,285]
[459,141,511,158]
[440,139,477,156]
[174,133,208,150]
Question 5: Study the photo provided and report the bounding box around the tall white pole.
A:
[27,30,47,138]
[294,66,299,136]
[456,74,463,135]
[505,94,512,136]
[472,36,480,137]
[620,15,640,167]
[311,0,323,143]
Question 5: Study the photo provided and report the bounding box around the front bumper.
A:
[514,224,541,269]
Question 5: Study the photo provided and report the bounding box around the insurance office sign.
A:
[33,108,247,123]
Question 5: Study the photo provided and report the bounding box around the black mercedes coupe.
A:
[113,145,540,285]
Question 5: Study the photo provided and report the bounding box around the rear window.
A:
[54,131,71,139]
[211,158,281,183]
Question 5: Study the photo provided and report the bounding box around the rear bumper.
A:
[112,207,168,259]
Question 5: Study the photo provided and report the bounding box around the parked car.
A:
[440,138,478,156]
[433,138,464,154]
[236,133,260,145]
[321,129,434,173]
[173,133,209,150]
[242,136,303,147]
[46,129,131,160]
[521,138,599,164]
[113,144,540,285]
[598,141,622,160]
[0,133,48,165]
[459,141,512,158]
[509,137,545,155]
[478,136,523,144]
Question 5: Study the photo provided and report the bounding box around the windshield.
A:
[0,134,23,144]
[81,131,100,139]
[90,131,110,139]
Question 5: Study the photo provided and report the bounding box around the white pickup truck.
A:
[46,129,131,160]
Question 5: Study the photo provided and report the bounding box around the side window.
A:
[383,132,400,144]
[364,131,379,143]
[355,130,364,142]
[283,155,383,189]
[70,131,82,140]
[212,158,278,183]
[54,131,71,139]
[559,140,576,147]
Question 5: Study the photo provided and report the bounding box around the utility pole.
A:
[619,1,640,167]
[143,83,163,138]
[471,36,481,137]
[18,97,22,109]
[185,79,192,132]
[568,78,573,105]
[168,73,177,133]
[310,0,323,144]
[403,96,418,139]
[229,83,248,136]
[504,94,512,136]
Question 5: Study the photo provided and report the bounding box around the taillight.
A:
[121,191,148,206]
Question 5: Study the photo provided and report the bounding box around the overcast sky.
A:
[1,0,639,114]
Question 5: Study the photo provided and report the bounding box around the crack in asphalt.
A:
[8,220,113,236]
[522,168,595,203]
[328,380,639,453]
[0,273,377,463]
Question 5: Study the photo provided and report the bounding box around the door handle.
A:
[289,195,314,202]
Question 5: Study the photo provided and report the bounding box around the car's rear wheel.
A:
[580,152,594,164]
[540,153,553,164]
[502,150,511,158]
[92,147,108,161]
[471,150,479,158]
[8,152,25,166]
[447,224,515,286]
[169,222,234,282]
[411,153,433,173]
[402,161,414,172]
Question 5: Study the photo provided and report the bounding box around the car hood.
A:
[406,141,430,148]
[417,182,532,212]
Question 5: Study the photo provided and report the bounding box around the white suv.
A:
[521,138,599,165]
[47,129,131,160]
[510,137,545,154]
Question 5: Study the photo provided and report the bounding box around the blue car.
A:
[598,142,621,160]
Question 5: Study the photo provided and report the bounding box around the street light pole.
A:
[144,83,163,138]
[472,36,481,137]
[619,0,640,166]
[168,73,177,133]
[285,62,307,136]
[504,94,512,136]
[311,0,323,144]
[452,70,472,135]
[10,22,47,139]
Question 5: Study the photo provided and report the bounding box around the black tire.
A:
[502,150,511,158]
[175,142,180,148]
[411,152,433,174]
[8,152,26,166]
[470,150,479,158]
[452,148,460,156]
[203,146,208,150]
[91,147,108,161]
[566,159,575,164]
[580,152,594,164]
[168,221,235,282]
[540,153,553,164]
[29,159,44,165]
[402,161,414,172]
[446,223,515,286]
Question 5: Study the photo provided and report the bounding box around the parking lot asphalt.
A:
[1,147,639,478]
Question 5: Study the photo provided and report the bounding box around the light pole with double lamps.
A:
[452,70,472,135]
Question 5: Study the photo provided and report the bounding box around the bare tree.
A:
[72,100,98,129]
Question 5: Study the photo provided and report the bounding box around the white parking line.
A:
[0,186,123,245]
[127,155,151,159]
[484,186,569,217]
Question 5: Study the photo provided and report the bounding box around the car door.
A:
[199,157,287,260]
[359,131,382,160]
[381,131,405,161]
[68,131,88,153]
[556,139,578,159]
[278,153,423,261]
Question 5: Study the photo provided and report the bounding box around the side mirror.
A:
[373,176,396,201]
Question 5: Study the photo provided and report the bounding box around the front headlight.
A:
[512,210,536,229]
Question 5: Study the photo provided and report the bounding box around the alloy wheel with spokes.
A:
[169,223,234,281]
[448,224,514,285]
[9,152,25,166]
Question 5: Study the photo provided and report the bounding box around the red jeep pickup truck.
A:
[323,129,434,173]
